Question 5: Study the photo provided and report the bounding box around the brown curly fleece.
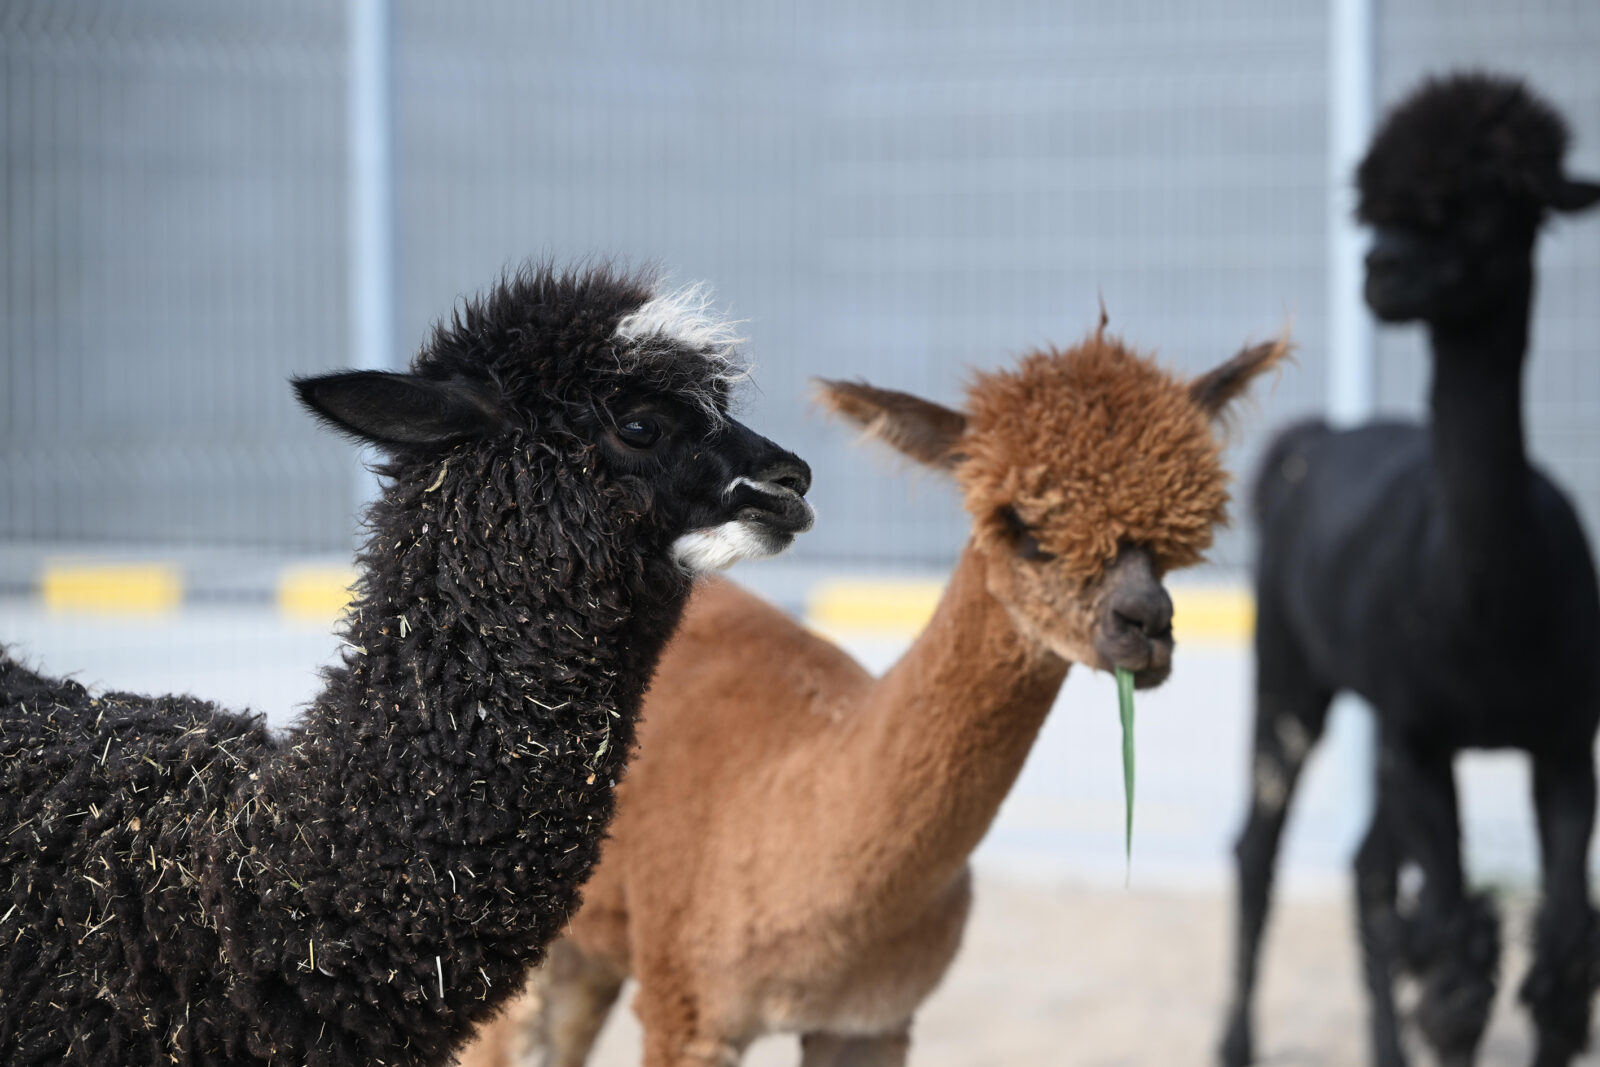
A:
[957,330,1241,578]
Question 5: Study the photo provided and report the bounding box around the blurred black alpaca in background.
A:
[1220,74,1600,1067]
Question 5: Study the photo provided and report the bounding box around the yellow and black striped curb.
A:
[22,561,1255,642]
[39,562,185,615]
[275,565,360,623]
[27,560,357,624]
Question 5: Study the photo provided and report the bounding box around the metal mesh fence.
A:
[1,1,353,550]
[3,0,1598,570]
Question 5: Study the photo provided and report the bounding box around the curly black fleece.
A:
[0,266,708,1066]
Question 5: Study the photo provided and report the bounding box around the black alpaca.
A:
[1220,74,1600,1067]
[0,265,813,1067]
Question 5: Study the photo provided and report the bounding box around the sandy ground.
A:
[553,878,1584,1067]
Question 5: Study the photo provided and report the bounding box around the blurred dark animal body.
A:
[1221,74,1600,1067]
[0,264,812,1067]
[455,327,1289,1067]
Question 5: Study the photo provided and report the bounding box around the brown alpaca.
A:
[457,326,1288,1067]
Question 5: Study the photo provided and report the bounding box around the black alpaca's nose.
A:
[1111,585,1174,641]
[1365,243,1400,273]
[762,455,812,498]
[1365,227,1427,275]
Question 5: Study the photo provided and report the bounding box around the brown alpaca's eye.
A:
[998,505,1056,563]
[616,416,662,449]
[1018,533,1055,563]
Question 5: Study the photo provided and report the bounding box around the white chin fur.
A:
[672,520,782,573]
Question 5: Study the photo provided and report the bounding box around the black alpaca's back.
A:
[1255,418,1600,750]
[0,657,277,1063]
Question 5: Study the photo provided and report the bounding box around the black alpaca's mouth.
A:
[731,492,815,559]
[671,465,813,574]
[737,498,815,538]
[741,521,800,559]
[671,494,813,574]
[725,478,815,537]
[1364,271,1435,323]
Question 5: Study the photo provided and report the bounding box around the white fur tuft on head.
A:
[671,520,781,574]
[612,284,751,423]
[614,282,747,365]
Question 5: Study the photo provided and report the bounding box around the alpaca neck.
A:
[239,452,688,1039]
[1426,281,1534,581]
[817,544,1069,907]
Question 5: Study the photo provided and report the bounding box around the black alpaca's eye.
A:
[616,416,662,449]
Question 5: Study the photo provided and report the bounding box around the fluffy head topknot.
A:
[419,263,746,429]
[1357,72,1575,228]
[956,333,1234,578]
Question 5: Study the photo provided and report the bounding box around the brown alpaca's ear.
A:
[1187,336,1292,422]
[813,378,968,471]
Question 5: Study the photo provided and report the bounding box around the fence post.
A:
[1326,0,1377,852]
[349,0,397,516]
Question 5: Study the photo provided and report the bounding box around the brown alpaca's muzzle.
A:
[1092,548,1174,689]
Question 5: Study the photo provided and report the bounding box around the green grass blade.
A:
[1116,667,1137,882]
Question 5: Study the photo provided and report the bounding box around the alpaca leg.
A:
[529,939,626,1067]
[1521,752,1598,1067]
[639,1030,742,1067]
[1353,777,1408,1067]
[633,979,742,1067]
[1386,745,1498,1067]
[1219,621,1332,1067]
[799,1028,911,1067]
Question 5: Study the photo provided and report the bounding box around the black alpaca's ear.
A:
[1543,176,1600,214]
[293,371,509,449]
[813,378,968,471]
[1188,337,1292,423]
